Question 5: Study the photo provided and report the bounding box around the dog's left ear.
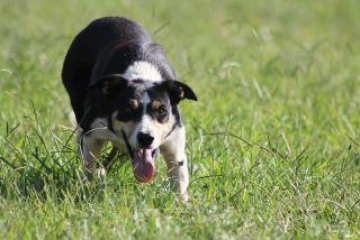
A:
[90,74,129,97]
[161,80,197,104]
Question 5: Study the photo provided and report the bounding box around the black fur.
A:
[62,16,196,130]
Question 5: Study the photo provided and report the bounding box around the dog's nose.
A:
[137,132,154,148]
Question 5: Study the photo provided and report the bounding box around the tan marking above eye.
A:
[151,100,162,110]
[129,99,139,109]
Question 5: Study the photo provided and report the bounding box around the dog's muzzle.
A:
[121,130,158,183]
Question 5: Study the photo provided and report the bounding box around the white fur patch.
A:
[122,61,162,82]
[68,110,77,128]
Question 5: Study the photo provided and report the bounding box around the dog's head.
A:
[90,74,197,183]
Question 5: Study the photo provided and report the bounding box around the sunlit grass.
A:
[1,0,360,238]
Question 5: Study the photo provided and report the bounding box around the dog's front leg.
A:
[80,133,107,179]
[78,118,124,179]
[160,127,189,201]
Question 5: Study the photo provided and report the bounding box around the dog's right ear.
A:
[90,74,129,96]
[160,80,197,104]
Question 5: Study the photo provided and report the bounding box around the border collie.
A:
[61,16,197,200]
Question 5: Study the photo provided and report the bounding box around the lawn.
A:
[1,0,360,239]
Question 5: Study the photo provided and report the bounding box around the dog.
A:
[61,16,197,200]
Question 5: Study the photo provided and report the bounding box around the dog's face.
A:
[111,80,176,151]
[90,75,197,182]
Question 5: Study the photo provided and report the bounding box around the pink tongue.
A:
[132,149,155,183]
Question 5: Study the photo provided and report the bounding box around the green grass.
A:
[1,0,360,238]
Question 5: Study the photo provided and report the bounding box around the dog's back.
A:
[62,17,153,122]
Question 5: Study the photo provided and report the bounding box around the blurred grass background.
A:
[1,0,360,238]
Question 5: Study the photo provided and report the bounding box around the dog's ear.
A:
[161,80,197,104]
[90,74,129,97]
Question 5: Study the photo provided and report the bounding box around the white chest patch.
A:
[122,61,162,82]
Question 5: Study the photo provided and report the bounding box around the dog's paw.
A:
[96,167,107,180]
[82,166,107,182]
[181,191,189,201]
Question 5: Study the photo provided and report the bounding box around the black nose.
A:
[137,132,154,148]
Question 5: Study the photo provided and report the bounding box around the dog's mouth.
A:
[121,130,158,183]
[130,148,157,183]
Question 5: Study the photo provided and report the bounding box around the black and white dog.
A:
[61,17,197,200]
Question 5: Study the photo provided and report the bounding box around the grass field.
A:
[1,0,360,239]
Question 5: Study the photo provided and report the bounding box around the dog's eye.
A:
[155,107,167,115]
